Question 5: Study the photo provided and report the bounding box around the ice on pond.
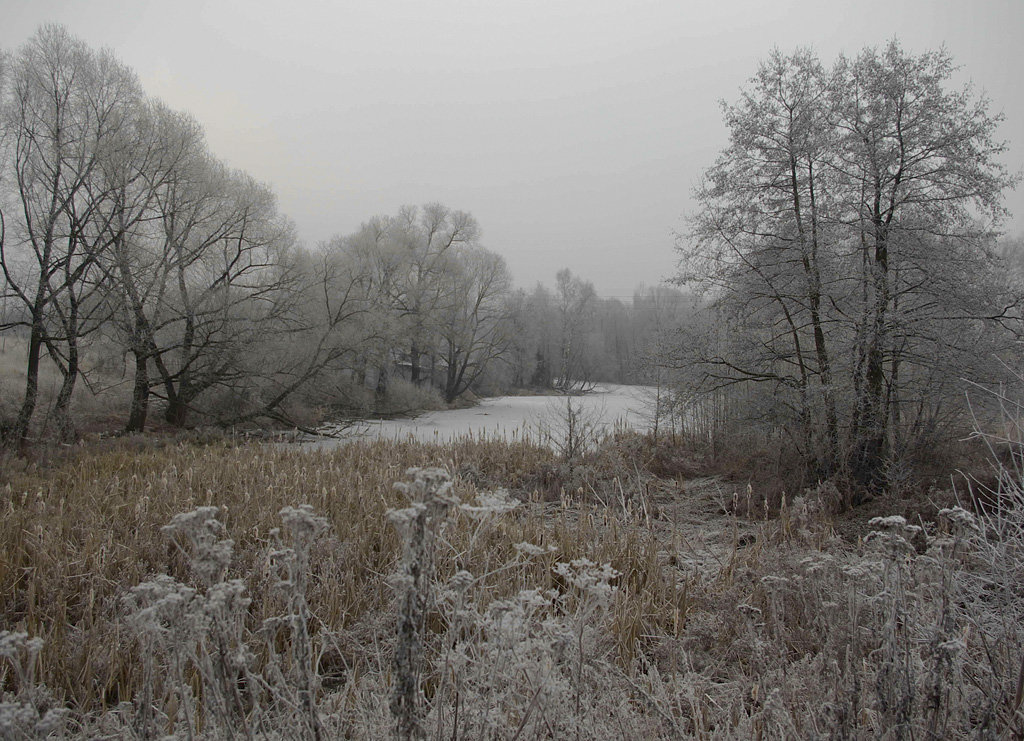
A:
[303,384,657,449]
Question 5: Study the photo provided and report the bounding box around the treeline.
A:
[505,275,690,393]
[321,216,691,407]
[0,25,687,444]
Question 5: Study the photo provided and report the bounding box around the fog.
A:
[2,0,1021,297]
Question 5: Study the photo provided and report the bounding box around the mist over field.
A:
[1,4,1023,738]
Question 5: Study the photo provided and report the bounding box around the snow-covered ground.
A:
[302,384,656,449]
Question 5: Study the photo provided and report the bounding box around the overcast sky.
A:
[2,0,1021,298]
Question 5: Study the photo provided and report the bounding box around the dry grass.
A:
[1,430,1022,738]
[0,437,672,714]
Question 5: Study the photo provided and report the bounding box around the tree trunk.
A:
[851,224,891,492]
[375,364,388,406]
[52,342,79,443]
[410,341,421,385]
[792,157,839,475]
[164,394,189,427]
[125,349,150,432]
[13,329,44,449]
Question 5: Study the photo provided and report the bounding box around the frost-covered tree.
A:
[0,25,143,442]
[680,43,1021,489]
[435,245,512,402]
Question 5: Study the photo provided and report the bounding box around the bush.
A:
[377,377,447,416]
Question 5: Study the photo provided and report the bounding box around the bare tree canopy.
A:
[677,42,1022,490]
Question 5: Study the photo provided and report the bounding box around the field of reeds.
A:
[1,430,1023,739]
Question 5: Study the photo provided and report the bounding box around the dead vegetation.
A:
[0,431,1021,738]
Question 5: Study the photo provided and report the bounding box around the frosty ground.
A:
[1,393,1021,738]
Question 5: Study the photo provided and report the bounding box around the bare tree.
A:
[0,26,142,443]
[680,43,1021,491]
[389,204,480,386]
[521,283,560,388]
[342,215,408,405]
[93,102,203,431]
[435,245,512,402]
[832,43,1018,486]
[632,284,693,438]
[554,268,596,392]
[149,164,297,427]
[234,238,383,427]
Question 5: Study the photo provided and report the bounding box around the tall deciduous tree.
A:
[388,204,480,386]
[150,164,296,427]
[831,44,1017,485]
[554,268,596,392]
[95,102,203,431]
[435,245,512,402]
[680,42,1020,490]
[0,25,142,443]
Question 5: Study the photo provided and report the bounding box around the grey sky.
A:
[3,0,1021,298]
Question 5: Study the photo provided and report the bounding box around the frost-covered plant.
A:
[864,515,923,735]
[954,467,1024,734]
[122,575,200,736]
[126,506,256,738]
[0,631,66,740]
[384,465,635,739]
[124,503,332,739]
[388,467,458,740]
[425,548,623,738]
[262,504,330,740]
[162,505,234,587]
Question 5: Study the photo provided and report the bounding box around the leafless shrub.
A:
[532,395,606,463]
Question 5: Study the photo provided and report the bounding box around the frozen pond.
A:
[302,384,656,449]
